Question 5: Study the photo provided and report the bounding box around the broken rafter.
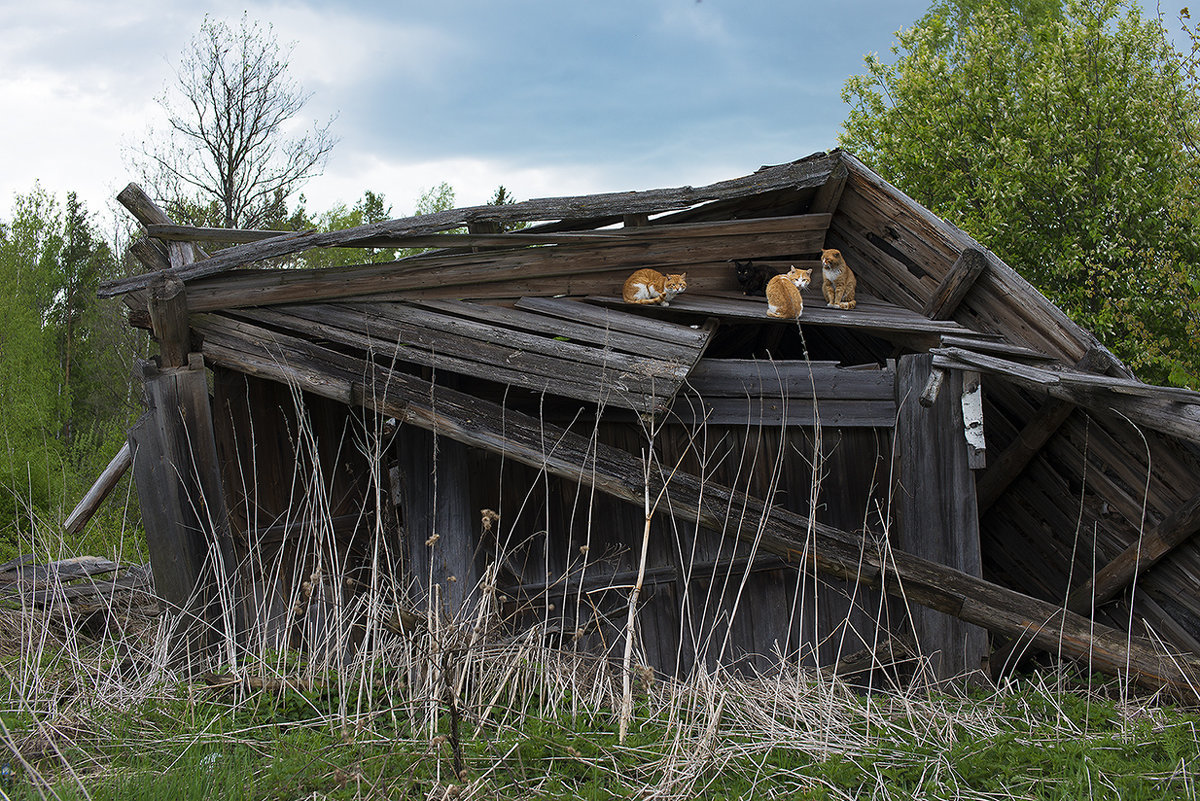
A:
[932,347,1200,447]
[100,152,840,297]
[976,348,1110,513]
[922,248,988,321]
[191,312,1200,698]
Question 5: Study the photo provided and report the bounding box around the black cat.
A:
[733,259,772,296]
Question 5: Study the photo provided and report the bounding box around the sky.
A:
[0,0,934,229]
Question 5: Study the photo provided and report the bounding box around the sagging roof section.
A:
[213,298,715,417]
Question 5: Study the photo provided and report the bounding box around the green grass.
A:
[1,658,1196,800]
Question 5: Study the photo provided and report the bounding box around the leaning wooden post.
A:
[129,265,239,667]
[895,353,989,680]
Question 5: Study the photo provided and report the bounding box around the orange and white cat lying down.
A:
[622,268,688,306]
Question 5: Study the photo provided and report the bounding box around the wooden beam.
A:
[117,183,209,261]
[100,153,839,296]
[148,273,190,368]
[1067,490,1200,610]
[975,348,1109,513]
[809,159,849,216]
[191,313,1200,697]
[128,237,171,272]
[177,215,831,312]
[63,443,132,536]
[117,183,177,229]
[932,347,1200,447]
[129,355,240,661]
[895,354,989,679]
[922,248,988,320]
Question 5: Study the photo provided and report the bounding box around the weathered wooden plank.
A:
[922,248,988,320]
[809,159,849,216]
[514,297,713,347]
[599,292,978,337]
[839,153,1102,364]
[1068,490,1200,609]
[218,307,667,412]
[668,396,897,428]
[129,356,240,659]
[412,299,701,363]
[148,273,190,368]
[194,314,1200,696]
[345,301,690,377]
[171,218,827,311]
[933,347,1200,446]
[128,237,171,272]
[938,335,1056,362]
[0,555,119,586]
[398,427,479,615]
[895,354,989,679]
[63,443,132,536]
[101,154,838,294]
[685,359,895,400]
[250,301,691,395]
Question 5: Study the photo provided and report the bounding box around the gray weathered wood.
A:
[129,356,240,661]
[669,359,897,427]
[895,354,989,679]
[932,347,1200,446]
[191,314,1200,696]
[228,300,710,415]
[166,216,829,312]
[63,443,132,536]
[117,183,178,229]
[101,154,839,295]
[1068,490,1200,610]
[975,348,1111,513]
[809,159,849,216]
[922,248,988,320]
[128,237,171,272]
[148,273,190,368]
[397,427,479,616]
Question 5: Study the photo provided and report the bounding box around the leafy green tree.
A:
[0,188,140,547]
[0,188,69,535]
[840,0,1200,386]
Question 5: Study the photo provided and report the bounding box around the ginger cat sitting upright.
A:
[622,268,687,306]
[820,248,857,310]
[765,266,812,319]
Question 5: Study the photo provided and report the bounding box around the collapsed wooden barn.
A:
[100,149,1200,694]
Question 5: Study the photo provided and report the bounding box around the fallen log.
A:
[192,312,1200,698]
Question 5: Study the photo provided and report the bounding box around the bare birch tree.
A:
[132,14,338,229]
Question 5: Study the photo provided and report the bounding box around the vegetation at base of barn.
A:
[840,0,1200,388]
[1,577,1197,799]
[2,378,1196,801]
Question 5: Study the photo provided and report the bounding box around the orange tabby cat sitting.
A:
[765,266,812,318]
[622,268,687,306]
[820,248,857,309]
